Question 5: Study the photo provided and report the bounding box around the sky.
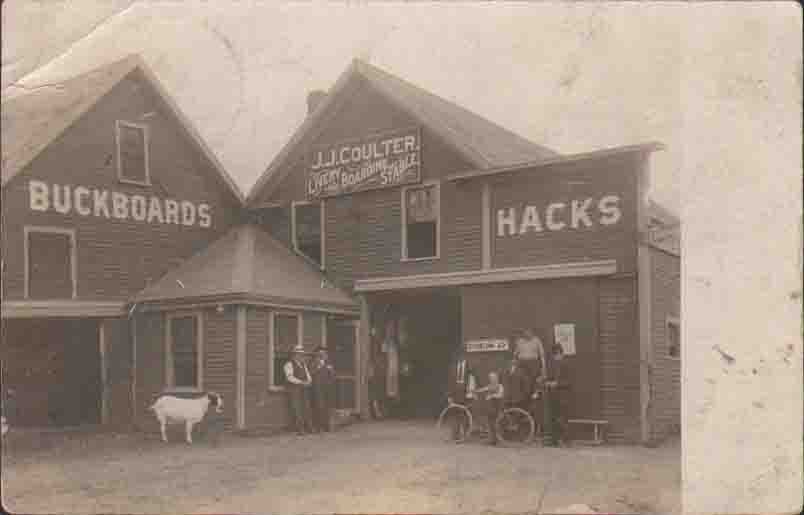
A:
[2,1,693,214]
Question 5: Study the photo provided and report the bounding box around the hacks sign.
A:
[307,128,421,200]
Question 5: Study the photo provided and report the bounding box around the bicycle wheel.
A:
[496,407,535,445]
[436,404,473,443]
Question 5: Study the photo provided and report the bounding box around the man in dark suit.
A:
[311,347,337,433]
[284,345,313,435]
[446,347,475,442]
[543,343,570,447]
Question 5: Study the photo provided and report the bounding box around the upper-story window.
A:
[292,201,324,268]
[25,226,76,299]
[116,121,150,186]
[402,183,440,260]
[667,317,680,359]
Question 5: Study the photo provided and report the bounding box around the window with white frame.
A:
[25,227,76,299]
[116,121,150,185]
[667,318,680,359]
[167,314,202,388]
[292,202,324,268]
[403,183,439,260]
[271,313,302,388]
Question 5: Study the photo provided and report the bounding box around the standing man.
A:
[311,346,336,433]
[543,343,570,447]
[284,344,313,436]
[446,346,476,442]
[514,329,547,398]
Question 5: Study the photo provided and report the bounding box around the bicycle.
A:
[436,399,537,445]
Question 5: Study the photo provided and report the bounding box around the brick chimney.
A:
[306,90,327,116]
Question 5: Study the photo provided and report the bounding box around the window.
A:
[402,183,439,260]
[667,317,680,359]
[116,121,150,185]
[166,314,202,388]
[271,313,302,389]
[292,201,324,268]
[24,227,76,299]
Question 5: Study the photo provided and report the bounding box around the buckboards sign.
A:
[307,128,421,199]
[465,339,509,353]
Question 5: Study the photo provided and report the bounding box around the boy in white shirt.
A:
[475,371,505,446]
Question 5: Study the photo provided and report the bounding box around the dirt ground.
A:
[2,420,680,515]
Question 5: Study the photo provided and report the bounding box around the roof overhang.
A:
[444,142,666,183]
[354,259,618,293]
[1,300,127,319]
[131,292,359,316]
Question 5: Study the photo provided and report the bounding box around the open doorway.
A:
[371,289,462,420]
[2,318,101,427]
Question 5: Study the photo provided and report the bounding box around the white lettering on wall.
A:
[27,180,213,229]
[74,187,91,216]
[29,180,49,211]
[497,207,517,237]
[598,195,622,225]
[496,194,623,237]
[545,202,566,231]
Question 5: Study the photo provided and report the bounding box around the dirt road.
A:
[2,420,679,514]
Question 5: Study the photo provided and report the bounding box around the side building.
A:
[246,59,681,444]
[1,56,243,430]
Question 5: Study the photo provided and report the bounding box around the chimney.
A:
[306,90,327,116]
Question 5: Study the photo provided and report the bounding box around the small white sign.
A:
[465,339,509,353]
[554,324,576,355]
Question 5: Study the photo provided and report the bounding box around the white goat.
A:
[149,392,223,444]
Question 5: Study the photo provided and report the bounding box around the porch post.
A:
[358,295,371,418]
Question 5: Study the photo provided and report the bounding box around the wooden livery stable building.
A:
[2,55,679,444]
[247,60,681,444]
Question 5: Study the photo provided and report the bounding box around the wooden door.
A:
[327,318,358,411]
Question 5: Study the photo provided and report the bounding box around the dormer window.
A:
[292,201,325,268]
[116,121,150,186]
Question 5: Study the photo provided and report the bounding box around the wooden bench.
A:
[567,419,609,445]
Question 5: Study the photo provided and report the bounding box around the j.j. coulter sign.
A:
[28,180,212,228]
[497,194,622,237]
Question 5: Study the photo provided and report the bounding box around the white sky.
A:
[3,2,695,214]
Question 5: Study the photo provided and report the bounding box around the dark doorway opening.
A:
[2,318,101,427]
[371,288,462,420]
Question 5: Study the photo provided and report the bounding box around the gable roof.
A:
[246,59,559,205]
[132,223,357,312]
[1,54,244,204]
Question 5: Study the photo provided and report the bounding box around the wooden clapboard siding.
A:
[204,308,237,429]
[103,317,133,430]
[649,247,681,441]
[1,70,240,302]
[134,312,165,432]
[598,277,641,443]
[490,153,639,274]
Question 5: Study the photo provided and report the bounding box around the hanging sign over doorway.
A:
[307,127,422,199]
[465,339,510,353]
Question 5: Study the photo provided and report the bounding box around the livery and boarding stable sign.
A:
[307,128,422,200]
[465,339,510,353]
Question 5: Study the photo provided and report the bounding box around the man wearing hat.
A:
[543,342,570,447]
[284,344,313,435]
[311,346,337,433]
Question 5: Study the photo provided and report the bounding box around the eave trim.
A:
[1,300,127,319]
[354,259,618,292]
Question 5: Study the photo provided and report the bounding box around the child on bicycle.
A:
[475,371,505,446]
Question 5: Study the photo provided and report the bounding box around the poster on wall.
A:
[553,324,576,356]
[307,127,421,199]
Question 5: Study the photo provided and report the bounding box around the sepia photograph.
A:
[1,2,800,515]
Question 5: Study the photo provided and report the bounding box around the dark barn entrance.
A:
[371,289,462,420]
[2,318,102,427]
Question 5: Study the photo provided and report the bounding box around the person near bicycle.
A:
[446,347,476,442]
[543,342,570,447]
[474,372,505,446]
[502,357,530,412]
[514,329,547,400]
